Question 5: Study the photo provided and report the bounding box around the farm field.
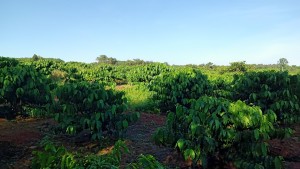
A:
[1,56,300,169]
[1,115,300,169]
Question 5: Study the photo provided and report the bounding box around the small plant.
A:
[126,154,165,169]
[32,139,165,169]
[32,141,76,169]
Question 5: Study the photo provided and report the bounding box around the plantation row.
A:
[0,56,300,168]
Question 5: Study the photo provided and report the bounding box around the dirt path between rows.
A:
[122,113,190,168]
[0,114,299,169]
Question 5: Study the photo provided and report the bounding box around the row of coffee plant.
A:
[19,58,172,84]
[2,56,300,168]
[0,57,138,140]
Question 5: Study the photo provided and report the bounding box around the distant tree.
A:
[96,55,108,63]
[32,54,42,61]
[206,62,214,69]
[277,58,289,71]
[125,58,145,65]
[124,58,156,65]
[96,55,117,64]
[228,61,247,72]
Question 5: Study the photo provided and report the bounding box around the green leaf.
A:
[16,88,24,97]
[295,103,299,110]
[261,143,267,156]
[215,119,220,130]
[136,112,141,119]
[122,119,128,129]
[254,164,264,169]
[274,156,282,169]
[184,149,195,161]
[112,105,116,115]
[92,133,97,140]
[190,122,198,136]
[96,113,101,120]
[254,129,259,140]
[252,93,257,101]
[176,139,185,151]
[96,121,102,130]
[3,80,10,86]
[54,113,60,121]
[276,102,280,110]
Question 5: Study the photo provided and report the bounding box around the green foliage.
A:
[32,139,165,169]
[0,57,19,67]
[32,141,76,169]
[290,74,300,104]
[127,63,171,83]
[2,56,299,168]
[210,77,233,99]
[21,59,84,82]
[32,54,43,61]
[32,140,129,169]
[277,58,289,71]
[51,69,67,83]
[79,140,129,168]
[118,84,157,112]
[51,81,139,140]
[96,55,118,65]
[23,59,64,75]
[228,61,248,72]
[150,69,212,112]
[0,64,51,116]
[82,65,127,84]
[154,96,287,169]
[126,154,165,169]
[233,71,300,124]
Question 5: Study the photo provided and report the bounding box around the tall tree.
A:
[277,58,289,71]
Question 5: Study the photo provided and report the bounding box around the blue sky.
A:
[1,0,300,65]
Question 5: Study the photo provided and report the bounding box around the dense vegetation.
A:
[0,56,300,168]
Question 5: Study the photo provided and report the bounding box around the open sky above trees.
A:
[1,0,300,65]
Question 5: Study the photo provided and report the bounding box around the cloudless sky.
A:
[1,0,300,65]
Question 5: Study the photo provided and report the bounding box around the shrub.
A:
[51,81,139,140]
[154,96,289,169]
[150,69,212,112]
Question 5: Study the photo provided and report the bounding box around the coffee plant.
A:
[0,56,19,67]
[150,69,212,112]
[0,63,51,117]
[51,81,139,140]
[127,63,172,83]
[154,96,289,169]
[233,71,300,124]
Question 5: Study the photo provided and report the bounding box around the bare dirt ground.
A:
[0,118,54,169]
[0,114,299,169]
[122,113,191,168]
[269,124,300,169]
